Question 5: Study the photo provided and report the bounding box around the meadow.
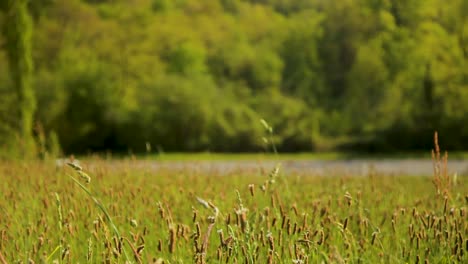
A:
[1,2,467,262]
[0,147,466,263]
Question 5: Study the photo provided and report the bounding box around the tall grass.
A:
[0,134,465,263]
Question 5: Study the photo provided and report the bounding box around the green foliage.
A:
[166,41,208,76]
[280,10,324,105]
[346,39,391,133]
[151,0,173,12]
[144,75,216,151]
[251,89,319,151]
[57,55,134,152]
[0,0,467,155]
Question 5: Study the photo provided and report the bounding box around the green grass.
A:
[0,158,466,263]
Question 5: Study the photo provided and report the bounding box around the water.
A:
[122,159,468,176]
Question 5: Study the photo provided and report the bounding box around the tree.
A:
[1,0,465,154]
[280,10,324,106]
[3,0,36,157]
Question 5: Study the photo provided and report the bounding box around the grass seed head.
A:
[78,171,91,184]
[248,184,255,197]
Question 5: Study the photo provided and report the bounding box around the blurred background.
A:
[0,0,467,158]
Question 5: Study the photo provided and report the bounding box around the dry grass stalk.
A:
[0,250,7,264]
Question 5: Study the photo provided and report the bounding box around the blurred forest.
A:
[0,0,467,157]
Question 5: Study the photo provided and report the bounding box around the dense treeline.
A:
[0,0,467,156]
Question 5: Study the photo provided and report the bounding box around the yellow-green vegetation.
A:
[0,154,466,263]
[2,0,468,156]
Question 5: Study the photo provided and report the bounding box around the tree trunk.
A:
[4,0,36,157]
